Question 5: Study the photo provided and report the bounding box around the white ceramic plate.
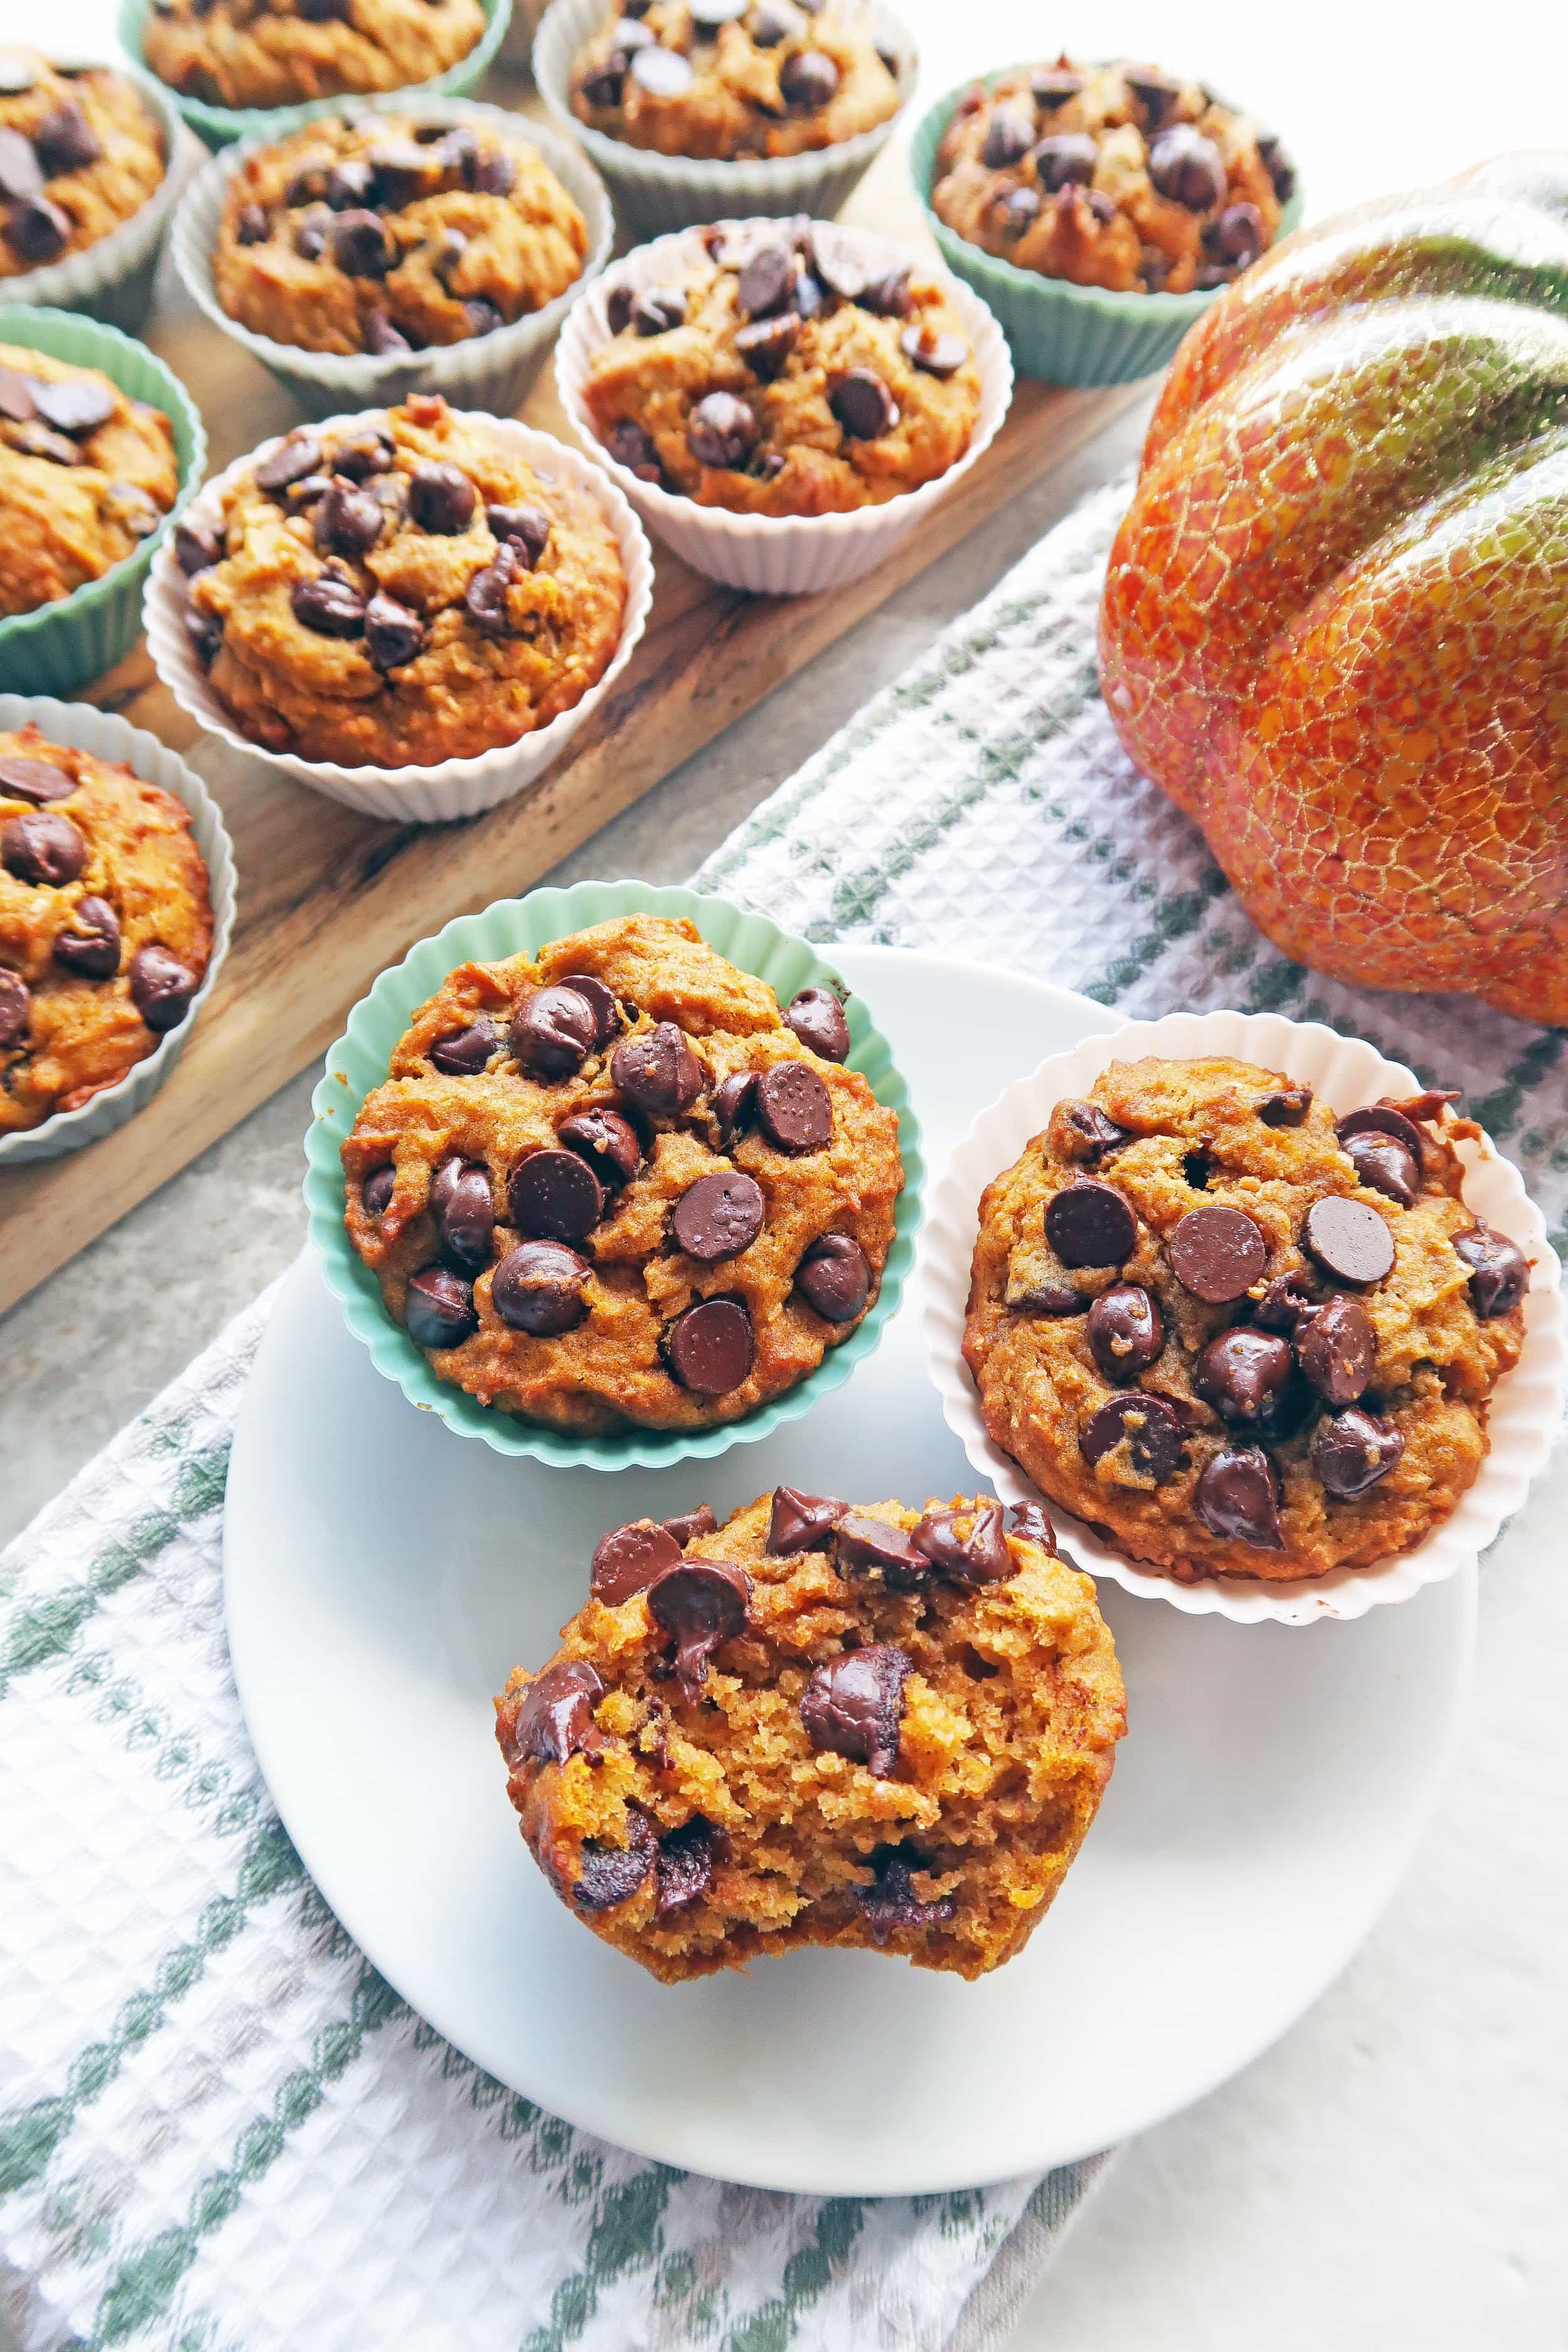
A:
[225,946,1474,2196]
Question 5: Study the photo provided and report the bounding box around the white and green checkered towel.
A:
[4,479,1564,2352]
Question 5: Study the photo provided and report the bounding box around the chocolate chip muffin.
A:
[342,913,906,1431]
[0,344,178,619]
[143,0,487,115]
[932,57,1292,296]
[569,1,901,162]
[178,393,626,766]
[0,724,213,1133]
[496,1485,1124,1981]
[0,51,167,279]
[963,1057,1530,1583]
[584,220,980,517]
[212,113,587,359]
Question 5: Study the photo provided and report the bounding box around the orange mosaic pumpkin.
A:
[1098,155,1568,1025]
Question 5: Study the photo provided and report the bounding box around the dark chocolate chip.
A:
[1061,1100,1131,1160]
[129,943,198,1031]
[606,418,662,480]
[363,311,413,356]
[1169,1203,1268,1302]
[183,604,223,668]
[795,1231,869,1322]
[296,0,351,18]
[1086,1283,1165,1380]
[510,1658,604,1765]
[572,1810,655,1909]
[612,1020,702,1116]
[509,1147,604,1242]
[1030,65,1084,107]
[755,1060,831,1152]
[362,1164,395,1216]
[405,1264,477,1348]
[590,1517,681,1603]
[10,418,78,465]
[429,1017,497,1074]
[329,207,395,277]
[1311,1407,1406,1500]
[580,60,626,107]
[464,544,519,637]
[661,1502,718,1545]
[647,1557,750,1694]
[767,1486,845,1554]
[711,1067,758,1144]
[1343,1130,1419,1207]
[736,311,800,380]
[0,364,37,422]
[174,517,223,578]
[464,297,503,339]
[485,502,551,566]
[490,1239,590,1334]
[1079,1391,1187,1482]
[1206,200,1265,267]
[1194,1444,1283,1547]
[1033,132,1097,191]
[654,1816,721,1917]
[664,1297,754,1395]
[981,99,1034,169]
[1084,188,1117,224]
[997,183,1042,236]
[783,985,849,1061]
[559,1106,640,1187]
[834,1512,928,1585]
[1020,1279,1082,1315]
[800,1643,909,1777]
[1254,1269,1315,1332]
[1046,1177,1137,1269]
[471,146,517,198]
[1295,1293,1375,1406]
[34,103,101,176]
[324,156,375,211]
[290,571,366,638]
[1258,1085,1312,1128]
[751,0,803,41]
[554,970,619,1046]
[255,431,324,493]
[791,264,826,317]
[430,1156,494,1273]
[1010,1501,1057,1549]
[1257,132,1296,203]
[856,1848,955,1941]
[364,590,426,670]
[53,894,120,980]
[829,368,898,439]
[1302,1195,1395,1288]
[2,810,85,886]
[687,389,758,469]
[672,1169,765,1261]
[1192,1326,1294,1423]
[1453,1221,1529,1318]
[0,968,29,1049]
[899,324,968,379]
[408,461,476,534]
[30,378,115,437]
[737,240,794,319]
[6,193,70,262]
[511,984,598,1078]
[605,283,635,334]
[859,266,913,317]
[628,44,694,96]
[0,128,41,201]
[0,754,73,805]
[314,475,384,558]
[1148,125,1227,210]
[292,209,331,261]
[912,1503,1012,1586]
[779,46,838,106]
[1125,62,1180,121]
[1336,1102,1428,1159]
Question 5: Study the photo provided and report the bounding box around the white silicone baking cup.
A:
[533,0,918,233]
[0,692,236,1165]
[554,218,1012,593]
[918,1008,1567,1627]
[0,65,189,333]
[171,95,613,422]
[143,406,653,821]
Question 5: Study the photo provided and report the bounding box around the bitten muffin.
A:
[932,56,1293,295]
[143,0,487,115]
[0,344,179,619]
[0,725,213,1132]
[496,1486,1125,1980]
[569,1,901,161]
[213,113,587,359]
[177,393,626,766]
[342,913,906,1431]
[963,1056,1530,1583]
[0,51,167,279]
[583,219,980,517]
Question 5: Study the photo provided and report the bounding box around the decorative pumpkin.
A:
[1098,154,1568,1025]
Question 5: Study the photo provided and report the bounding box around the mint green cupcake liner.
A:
[908,66,1303,387]
[119,0,512,149]
[0,307,206,698]
[304,879,925,1472]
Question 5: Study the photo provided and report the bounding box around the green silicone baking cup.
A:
[119,0,512,147]
[908,67,1303,386]
[0,307,206,697]
[304,879,926,1471]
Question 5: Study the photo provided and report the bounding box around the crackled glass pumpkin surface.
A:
[1098,156,1568,1024]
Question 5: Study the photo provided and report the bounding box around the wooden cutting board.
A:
[0,73,1143,1316]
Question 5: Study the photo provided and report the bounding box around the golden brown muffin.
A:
[0,52,167,278]
[178,393,627,766]
[342,914,906,1431]
[569,0,900,161]
[932,56,1291,295]
[0,344,178,619]
[143,0,485,114]
[585,220,980,517]
[213,112,587,359]
[963,1056,1530,1584]
[0,725,214,1133]
[496,1486,1125,1981]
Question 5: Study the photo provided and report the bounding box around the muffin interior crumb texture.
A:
[0,50,167,278]
[0,342,178,618]
[497,1487,1126,1981]
[143,0,487,115]
[962,1055,1529,1584]
[933,56,1292,294]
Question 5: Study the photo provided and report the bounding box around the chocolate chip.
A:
[512,984,597,1078]
[464,545,519,636]
[654,1816,721,1917]
[780,986,847,1063]
[328,207,395,278]
[608,15,656,60]
[10,418,77,465]
[1257,131,1296,203]
[1168,1202,1268,1301]
[554,971,619,1046]
[1312,1407,1405,1500]
[1022,1279,1082,1315]
[559,1107,640,1187]
[1258,1085,1312,1128]
[510,1658,604,1765]
[363,1164,395,1216]
[997,183,1042,236]
[573,1811,655,1909]
[912,1503,1012,1586]
[2,810,84,887]
[0,365,36,423]
[471,146,517,197]
[1336,1103,1428,1159]
[1086,1283,1165,1380]
[1079,1392,1186,1483]
[767,1486,845,1553]
[1084,188,1117,225]
[183,605,222,667]
[430,1157,493,1273]
[0,968,28,1049]
[856,1848,955,1941]
[1148,125,1227,211]
[255,431,323,492]
[580,60,627,107]
[106,482,162,541]
[859,266,913,317]
[409,461,476,534]
[800,1643,909,1777]
[509,1147,604,1242]
[31,378,115,437]
[485,502,551,566]
[737,241,795,319]
[795,1231,869,1322]
[1453,1221,1529,1318]
[429,1017,497,1074]
[982,99,1034,169]
[829,368,898,440]
[628,44,694,96]
[672,1170,765,1261]
[647,1557,750,1695]
[35,103,100,176]
[605,283,635,333]
[332,432,395,485]
[1343,1130,1419,1207]
[1192,1327,1294,1424]
[899,324,968,379]
[1207,200,1265,267]
[664,1297,754,1395]
[736,312,800,380]
[172,517,221,578]
[792,265,826,319]
[292,209,330,261]
[0,754,73,805]
[1010,1501,1057,1549]
[364,590,425,671]
[1030,65,1084,107]
[751,0,803,41]
[835,1512,929,1585]
[491,1239,590,1334]
[290,572,365,638]
[0,128,41,201]
[1302,1195,1394,1288]
[314,475,383,558]
[128,943,198,1032]
[1060,1100,1130,1160]
[324,157,376,211]
[780,46,838,107]
[687,390,758,469]
[613,1021,702,1116]
[1046,1177,1136,1269]
[297,0,350,18]
[363,312,413,356]
[1034,132,1097,191]
[607,418,662,480]
[662,1502,717,1545]
[1254,1269,1314,1333]
[590,1517,681,1603]
[755,1060,831,1152]
[7,194,70,262]
[1294,1294,1375,1406]
[1195,1444,1283,1547]
[53,894,120,980]
[711,1068,758,1145]
[405,1264,477,1348]
[463,296,503,339]
[283,475,333,517]
[1125,62,1180,121]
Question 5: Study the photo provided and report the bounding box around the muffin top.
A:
[0,343,178,619]
[0,724,214,1134]
[932,56,1291,295]
[341,913,907,1432]
[583,218,981,517]
[962,1056,1529,1583]
[178,393,627,767]
[0,51,167,278]
[213,112,588,359]
[496,1485,1124,1981]
[569,0,901,161]
[142,0,487,115]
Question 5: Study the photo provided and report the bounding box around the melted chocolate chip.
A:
[1207,200,1266,267]
[613,1020,702,1116]
[1254,1269,1315,1332]
[1125,62,1180,120]
[805,222,866,300]
[664,1296,754,1394]
[430,1157,493,1273]
[464,544,519,637]
[509,1148,604,1243]
[795,1231,869,1322]
[800,1643,909,1777]
[53,895,120,980]
[654,1816,723,1916]
[174,517,223,578]
[647,1557,750,1695]
[899,323,969,379]
[1046,1177,1137,1268]
[0,968,29,1049]
[1009,1501,1057,1549]
[0,754,74,806]
[1195,1444,1283,1547]
[767,1486,845,1554]
[1032,65,1085,106]
[7,193,70,263]
[1086,1283,1165,1380]
[1344,1131,1419,1207]
[485,503,551,566]
[364,590,425,671]
[573,1810,655,1909]
[2,810,85,886]
[129,944,198,1032]
[736,240,794,319]
[1079,1392,1187,1483]
[755,1061,832,1152]
[409,461,477,534]
[783,984,849,1061]
[829,368,898,439]
[687,390,758,469]
[661,1502,718,1545]
[405,1264,477,1348]
[860,267,913,317]
[1168,1203,1268,1302]
[1302,1195,1395,1287]
[1294,1294,1376,1406]
[711,1067,758,1145]
[1034,131,1097,191]
[559,1106,640,1187]
[856,1848,955,1942]
[31,378,116,437]
[490,1239,590,1334]
[834,1512,928,1586]
[1312,1407,1406,1500]
[554,972,619,1047]
[981,98,1034,168]
[606,418,662,480]
[1148,125,1227,209]
[510,1658,604,1765]
[1336,1102,1426,1160]
[911,1504,1012,1586]
[324,156,375,210]
[672,1169,765,1261]
[362,1164,395,1217]
[429,1017,497,1074]
[511,984,598,1078]
[1453,1221,1529,1318]
[1192,1327,1294,1423]
[1061,1099,1131,1160]
[590,1518,681,1604]
[736,312,800,380]
[1258,1085,1312,1128]
[329,208,395,277]
[290,572,366,638]
[314,475,384,558]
